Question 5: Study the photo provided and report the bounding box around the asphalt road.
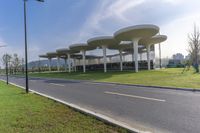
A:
[1,76,200,133]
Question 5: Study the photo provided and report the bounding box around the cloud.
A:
[76,0,146,42]
[75,0,200,58]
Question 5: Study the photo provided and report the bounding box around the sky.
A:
[0,0,200,65]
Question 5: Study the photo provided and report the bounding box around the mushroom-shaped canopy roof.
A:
[108,41,132,50]
[69,43,96,51]
[123,45,147,53]
[70,54,102,59]
[46,52,58,58]
[56,48,69,54]
[39,54,48,58]
[56,48,79,55]
[87,36,118,48]
[139,35,167,46]
[114,24,159,41]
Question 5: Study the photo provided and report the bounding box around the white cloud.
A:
[75,0,200,59]
[77,0,146,42]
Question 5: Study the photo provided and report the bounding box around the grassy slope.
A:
[28,68,200,89]
[0,82,127,133]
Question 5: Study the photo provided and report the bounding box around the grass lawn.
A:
[27,68,200,89]
[0,81,128,133]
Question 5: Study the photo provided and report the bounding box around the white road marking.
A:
[49,83,65,87]
[104,91,166,102]
[86,82,116,86]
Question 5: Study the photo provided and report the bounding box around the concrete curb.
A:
[0,79,151,133]
[93,81,200,92]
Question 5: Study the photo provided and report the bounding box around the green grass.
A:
[0,81,128,133]
[27,68,200,89]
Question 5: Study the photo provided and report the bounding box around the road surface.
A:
[1,76,200,133]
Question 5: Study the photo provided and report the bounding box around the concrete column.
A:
[48,58,51,71]
[82,50,86,73]
[119,50,123,71]
[147,45,151,70]
[97,58,101,64]
[74,59,77,72]
[109,57,112,63]
[102,45,107,73]
[140,53,142,61]
[133,38,140,72]
[123,55,125,62]
[153,45,156,69]
[64,58,67,72]
[67,54,71,73]
[78,59,81,66]
[57,56,60,71]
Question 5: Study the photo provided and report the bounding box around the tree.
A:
[1,54,12,75]
[2,54,12,67]
[188,24,200,73]
[12,53,20,74]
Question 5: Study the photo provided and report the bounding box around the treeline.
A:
[2,53,25,75]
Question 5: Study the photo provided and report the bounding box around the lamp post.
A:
[23,0,44,93]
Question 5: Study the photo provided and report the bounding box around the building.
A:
[39,24,167,73]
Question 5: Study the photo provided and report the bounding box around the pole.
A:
[24,0,29,93]
[6,54,8,85]
[159,32,162,69]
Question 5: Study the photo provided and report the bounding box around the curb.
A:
[0,79,151,133]
[93,81,200,92]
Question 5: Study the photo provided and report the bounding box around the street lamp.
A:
[23,0,44,93]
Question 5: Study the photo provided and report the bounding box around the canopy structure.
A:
[56,48,81,72]
[107,42,132,71]
[114,24,160,72]
[139,35,167,70]
[46,52,58,58]
[88,36,117,72]
[40,24,167,73]
[46,52,61,71]
[39,54,48,58]
[69,43,96,72]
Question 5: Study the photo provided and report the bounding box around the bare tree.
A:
[188,24,200,72]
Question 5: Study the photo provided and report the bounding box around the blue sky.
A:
[0,0,200,64]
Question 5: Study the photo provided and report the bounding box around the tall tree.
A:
[188,24,200,72]
[12,53,20,74]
